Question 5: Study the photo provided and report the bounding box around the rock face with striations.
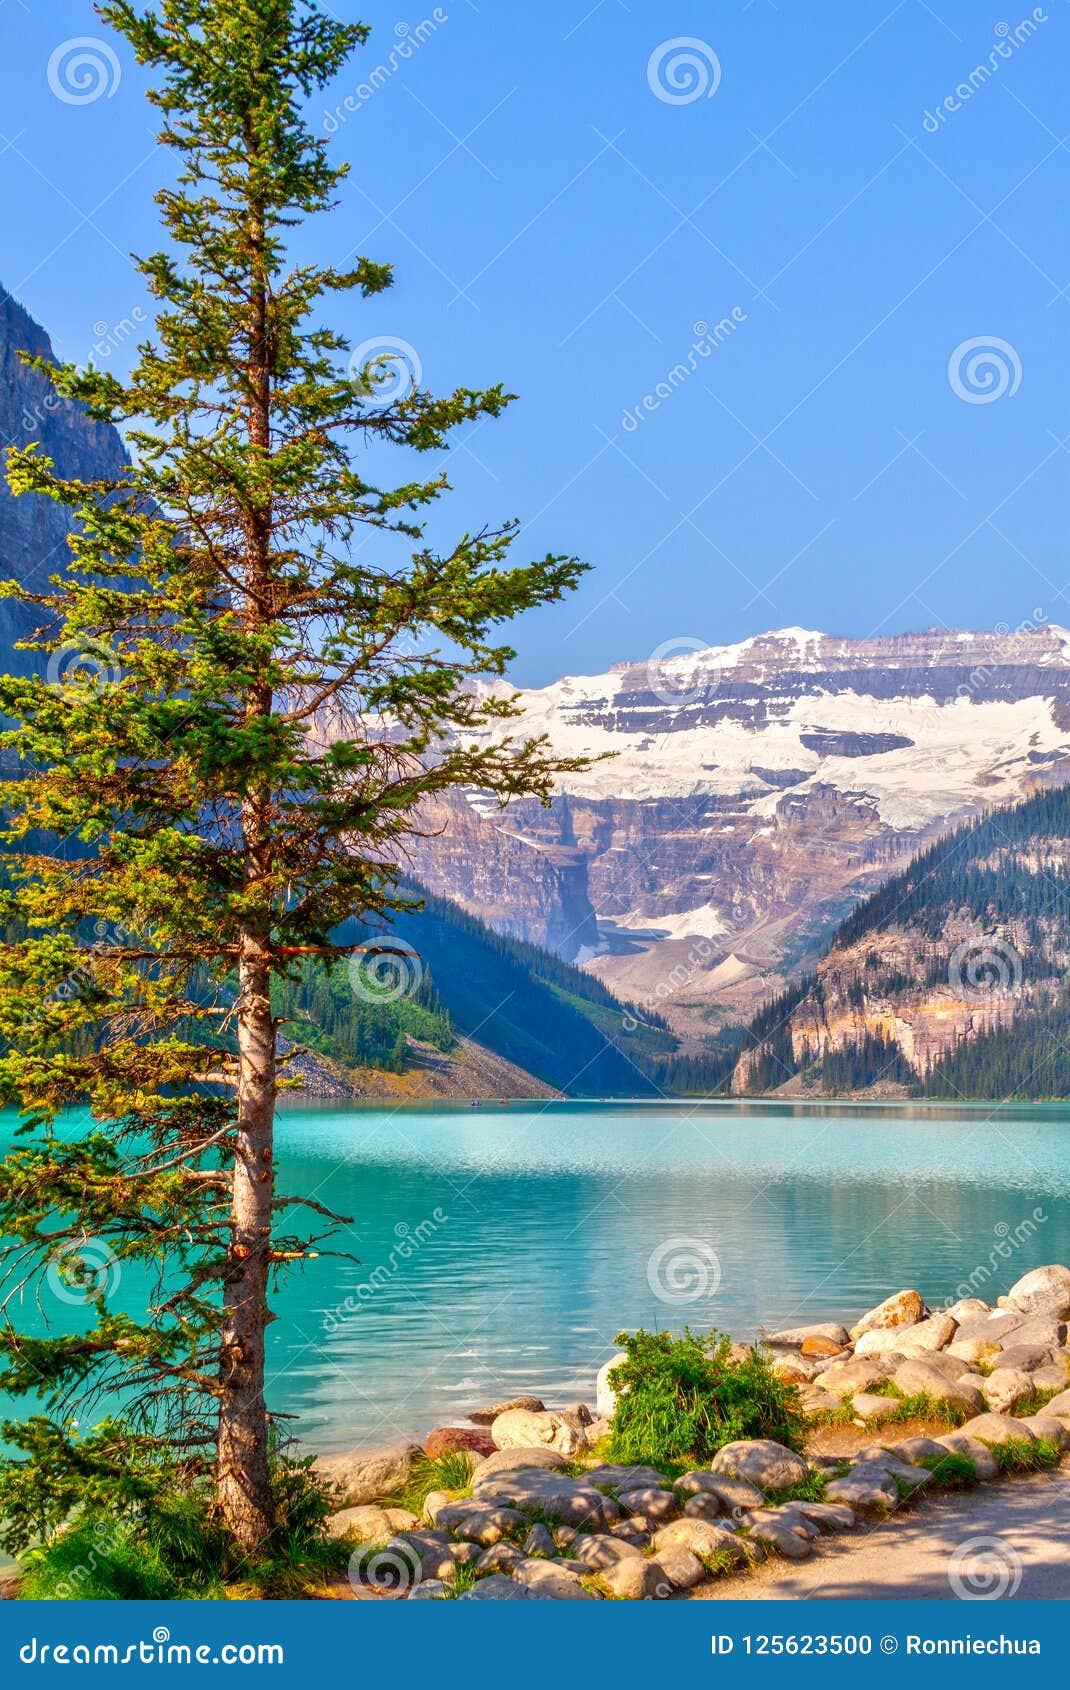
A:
[409,627,1070,1027]
[0,285,129,672]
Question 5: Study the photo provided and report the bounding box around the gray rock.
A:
[459,1573,534,1600]
[491,1408,589,1456]
[1006,1264,1070,1319]
[710,1439,809,1492]
[552,1525,578,1549]
[327,1503,419,1541]
[993,1343,1057,1374]
[673,1471,764,1510]
[944,1298,993,1322]
[469,1396,546,1425]
[815,1356,899,1400]
[957,1412,1037,1447]
[595,1352,628,1421]
[510,1557,599,1600]
[769,1351,826,1383]
[1017,1413,1070,1449]
[617,1486,677,1521]
[407,1579,446,1600]
[980,1367,1034,1415]
[652,1518,751,1568]
[434,1499,526,1545]
[586,1464,669,1492]
[363,1531,459,1584]
[683,1494,725,1522]
[523,1523,556,1558]
[854,1448,932,1491]
[764,1321,850,1349]
[850,1391,897,1423]
[569,1533,644,1571]
[825,1464,899,1509]
[472,1446,573,1480]
[651,1546,707,1590]
[892,1435,959,1465]
[779,1500,857,1533]
[474,1467,618,1529]
[598,1557,672,1599]
[1028,1363,1068,1391]
[905,1349,972,1381]
[314,1442,421,1508]
[476,1541,526,1576]
[855,1312,956,1358]
[952,1311,1026,1346]
[891,1357,985,1413]
[742,1510,813,1559]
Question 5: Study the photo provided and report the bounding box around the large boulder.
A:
[891,1358,985,1414]
[825,1463,899,1509]
[423,1426,495,1460]
[327,1503,419,1542]
[458,1573,534,1601]
[598,1557,671,1600]
[850,1289,925,1339]
[473,1467,619,1529]
[1006,1264,1070,1319]
[1017,1413,1070,1450]
[569,1534,644,1571]
[474,1446,572,1480]
[510,1558,600,1600]
[944,1298,992,1322]
[855,1312,955,1360]
[674,1471,764,1511]
[585,1464,668,1492]
[491,1408,589,1456]
[710,1439,808,1492]
[595,1352,628,1421]
[315,1442,421,1507]
[651,1546,707,1590]
[1041,1386,1070,1418]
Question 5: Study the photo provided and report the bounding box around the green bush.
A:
[605,1328,806,1469]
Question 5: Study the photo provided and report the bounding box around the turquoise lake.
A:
[6,1100,1070,1455]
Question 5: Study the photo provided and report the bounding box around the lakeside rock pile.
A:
[324,1263,1070,1600]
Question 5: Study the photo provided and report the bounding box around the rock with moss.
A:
[652,1517,753,1567]
[891,1357,985,1413]
[979,1367,1034,1415]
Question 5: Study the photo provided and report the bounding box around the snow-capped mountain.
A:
[407,625,1070,1030]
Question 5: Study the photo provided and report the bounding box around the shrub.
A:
[605,1328,806,1468]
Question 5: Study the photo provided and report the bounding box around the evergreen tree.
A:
[0,0,588,1556]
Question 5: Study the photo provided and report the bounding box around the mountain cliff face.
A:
[413,627,1070,1031]
[732,785,1070,1099]
[0,286,129,670]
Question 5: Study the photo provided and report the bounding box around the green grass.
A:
[764,1471,840,1505]
[17,1462,350,1601]
[605,1327,805,1470]
[990,1436,1061,1474]
[442,1561,482,1598]
[1013,1386,1061,1418]
[913,1450,978,1486]
[384,1451,475,1515]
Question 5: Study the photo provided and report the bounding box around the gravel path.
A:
[689,1461,1070,1600]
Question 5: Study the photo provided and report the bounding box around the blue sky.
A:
[2,0,1070,685]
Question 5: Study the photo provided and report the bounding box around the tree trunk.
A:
[216,938,277,1548]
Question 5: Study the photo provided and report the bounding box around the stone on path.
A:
[850,1391,897,1424]
[652,1517,753,1568]
[569,1534,644,1571]
[510,1557,600,1600]
[327,1503,418,1541]
[523,1523,556,1558]
[618,1486,677,1521]
[957,1412,1037,1447]
[459,1573,534,1600]
[743,1511,814,1560]
[825,1463,899,1509]
[674,1471,764,1511]
[586,1463,669,1491]
[651,1546,707,1590]
[474,1466,619,1529]
[598,1557,672,1600]
[711,1439,809,1492]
